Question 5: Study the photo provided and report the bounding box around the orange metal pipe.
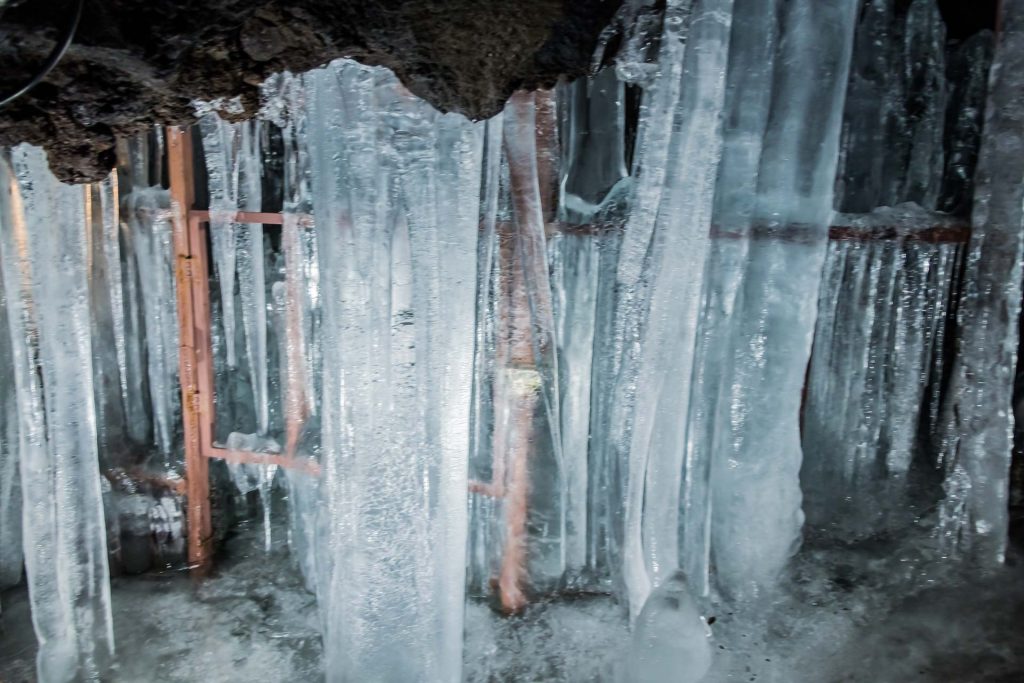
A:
[168,126,214,569]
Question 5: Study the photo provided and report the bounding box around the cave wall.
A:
[0,0,622,182]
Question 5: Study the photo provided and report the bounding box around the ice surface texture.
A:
[0,146,115,681]
[304,60,482,682]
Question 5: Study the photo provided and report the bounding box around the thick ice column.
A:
[940,0,1024,563]
[0,146,114,681]
[308,60,480,682]
[708,0,858,599]
[600,0,734,620]
[682,0,779,598]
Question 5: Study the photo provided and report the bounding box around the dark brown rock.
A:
[0,0,622,183]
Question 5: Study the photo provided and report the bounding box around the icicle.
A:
[557,67,630,224]
[234,120,269,434]
[551,231,599,582]
[939,31,994,216]
[940,0,1024,563]
[87,180,128,464]
[118,212,152,445]
[598,0,734,620]
[0,234,22,596]
[0,145,114,681]
[125,188,181,467]
[199,114,241,367]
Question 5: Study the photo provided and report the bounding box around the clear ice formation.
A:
[596,0,734,620]
[123,187,181,466]
[303,60,482,682]
[701,0,858,600]
[802,205,962,538]
[0,146,115,681]
[939,0,1024,563]
[1,1,1020,680]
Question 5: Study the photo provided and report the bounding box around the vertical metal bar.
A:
[167,126,213,569]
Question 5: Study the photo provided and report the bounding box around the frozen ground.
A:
[2,520,1022,682]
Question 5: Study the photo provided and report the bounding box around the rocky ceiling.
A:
[0,0,623,183]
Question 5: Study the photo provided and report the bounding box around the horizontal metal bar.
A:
[202,444,322,476]
[188,210,314,227]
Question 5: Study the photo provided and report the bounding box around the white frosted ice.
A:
[0,145,114,681]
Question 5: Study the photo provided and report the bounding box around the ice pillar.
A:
[707,0,858,599]
[307,60,480,682]
[0,146,114,681]
[940,0,1024,563]
[600,0,735,619]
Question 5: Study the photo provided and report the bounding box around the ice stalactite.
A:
[940,0,1024,564]
[307,60,481,682]
[557,67,630,225]
[0,145,114,681]
[233,121,269,435]
[500,91,565,602]
[553,65,631,587]
[705,0,858,600]
[0,235,22,598]
[837,0,948,213]
[124,187,181,468]
[801,206,963,538]
[199,114,241,368]
[87,179,129,466]
[595,0,734,620]
[940,32,994,217]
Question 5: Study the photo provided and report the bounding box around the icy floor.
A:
[2,522,1022,682]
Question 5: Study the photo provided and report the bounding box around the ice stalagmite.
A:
[600,0,734,620]
[708,0,857,599]
[0,146,114,681]
[626,571,712,683]
[307,60,481,682]
[941,0,1024,563]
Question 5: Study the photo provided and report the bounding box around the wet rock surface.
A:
[0,0,622,182]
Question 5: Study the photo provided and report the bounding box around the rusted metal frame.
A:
[167,126,214,568]
[188,209,314,227]
[188,210,320,476]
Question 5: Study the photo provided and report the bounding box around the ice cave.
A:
[0,0,1022,681]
